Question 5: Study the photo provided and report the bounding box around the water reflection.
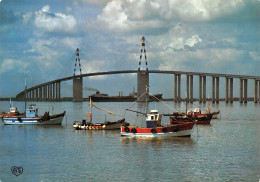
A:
[121,137,195,148]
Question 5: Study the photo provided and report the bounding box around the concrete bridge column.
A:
[225,77,229,103]
[240,79,243,103]
[254,80,258,103]
[52,83,55,101]
[174,74,177,102]
[39,87,42,101]
[216,77,219,103]
[35,88,38,101]
[203,76,206,103]
[30,90,33,101]
[73,77,83,102]
[244,79,248,103]
[55,82,58,101]
[31,90,34,101]
[230,78,233,103]
[186,75,189,102]
[43,85,47,101]
[190,75,193,103]
[178,74,181,102]
[258,81,260,103]
[212,77,215,103]
[48,84,51,101]
[57,81,61,101]
[199,76,202,103]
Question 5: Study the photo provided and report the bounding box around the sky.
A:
[0,0,259,98]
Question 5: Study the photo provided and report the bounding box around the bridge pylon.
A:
[137,36,149,102]
[73,48,83,102]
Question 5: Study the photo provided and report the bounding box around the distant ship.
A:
[89,90,163,102]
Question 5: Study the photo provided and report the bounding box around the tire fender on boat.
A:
[151,128,157,133]
[162,128,167,132]
[124,127,130,132]
[173,127,178,132]
[131,128,137,133]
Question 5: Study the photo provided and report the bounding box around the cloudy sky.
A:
[0,0,259,98]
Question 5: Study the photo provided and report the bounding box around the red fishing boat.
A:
[121,110,195,138]
[121,86,195,138]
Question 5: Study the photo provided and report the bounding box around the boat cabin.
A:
[26,105,38,118]
[146,110,162,128]
[9,107,18,114]
[193,108,201,115]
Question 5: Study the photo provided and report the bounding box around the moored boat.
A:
[121,110,195,138]
[73,98,127,130]
[2,105,66,125]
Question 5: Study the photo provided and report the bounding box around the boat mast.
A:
[89,97,92,123]
[145,85,149,115]
[24,78,27,112]
[185,91,188,114]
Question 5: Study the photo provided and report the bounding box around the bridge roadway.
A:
[16,70,260,103]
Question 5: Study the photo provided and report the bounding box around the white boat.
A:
[2,105,66,125]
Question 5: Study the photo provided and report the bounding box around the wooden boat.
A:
[2,105,66,125]
[121,88,195,138]
[73,98,126,130]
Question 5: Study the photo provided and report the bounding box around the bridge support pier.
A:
[73,77,83,102]
[199,76,206,103]
[244,79,247,103]
[225,78,229,103]
[203,76,206,103]
[240,79,248,103]
[174,74,181,102]
[137,71,149,102]
[186,75,193,103]
[43,85,47,101]
[254,80,260,103]
[240,79,243,103]
[212,77,215,103]
[39,87,42,101]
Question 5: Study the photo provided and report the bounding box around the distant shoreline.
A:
[0,97,256,102]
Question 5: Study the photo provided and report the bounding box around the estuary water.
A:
[0,101,259,182]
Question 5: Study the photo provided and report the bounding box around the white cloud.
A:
[81,59,108,80]
[97,0,245,32]
[0,59,29,74]
[23,5,77,33]
[185,34,202,47]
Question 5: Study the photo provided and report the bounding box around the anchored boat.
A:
[73,98,126,130]
[121,109,195,138]
[2,105,66,125]
[121,88,195,138]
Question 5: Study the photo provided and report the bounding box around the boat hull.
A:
[2,112,65,125]
[73,119,125,130]
[121,123,194,138]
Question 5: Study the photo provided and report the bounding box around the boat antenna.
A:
[24,77,27,112]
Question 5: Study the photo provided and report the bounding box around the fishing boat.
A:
[1,80,66,125]
[121,110,195,138]
[73,98,126,130]
[0,107,24,118]
[2,105,66,125]
[169,108,213,125]
[120,89,195,138]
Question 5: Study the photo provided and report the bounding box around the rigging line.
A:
[126,91,147,110]
[149,93,180,112]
